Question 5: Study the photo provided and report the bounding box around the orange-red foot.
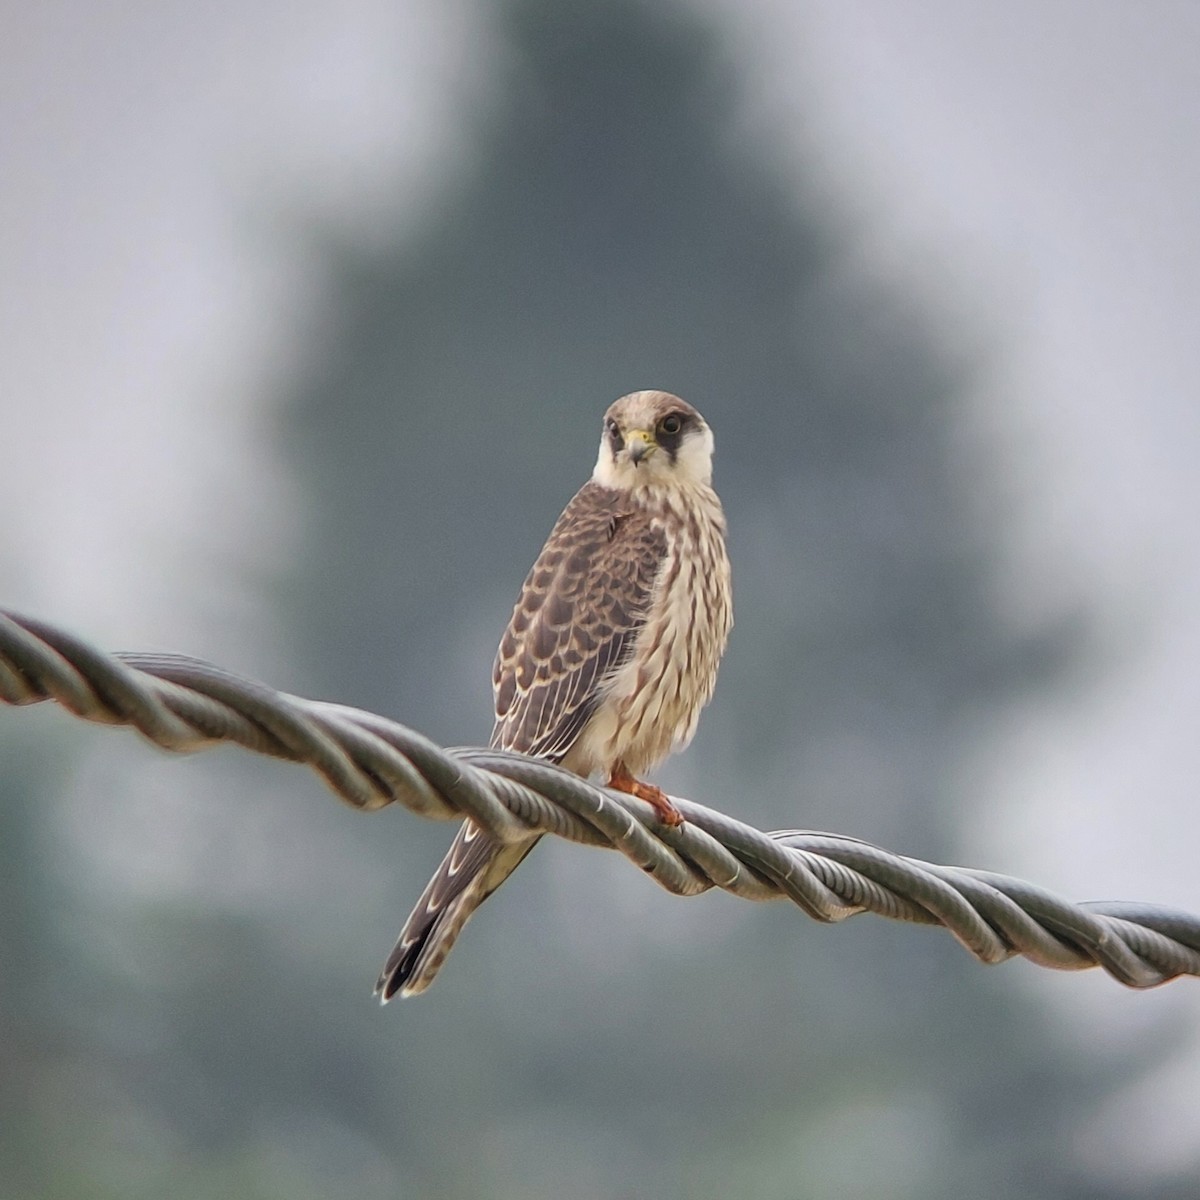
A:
[606,763,684,827]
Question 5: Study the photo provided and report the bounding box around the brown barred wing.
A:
[490,481,667,761]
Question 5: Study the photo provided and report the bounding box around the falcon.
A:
[376,390,733,1000]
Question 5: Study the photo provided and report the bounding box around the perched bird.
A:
[376,390,733,999]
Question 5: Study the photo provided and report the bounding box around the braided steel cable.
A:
[1,608,1197,990]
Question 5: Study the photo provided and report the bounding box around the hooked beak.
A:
[626,428,657,465]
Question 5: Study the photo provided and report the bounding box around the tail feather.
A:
[377,882,486,999]
[375,821,539,1000]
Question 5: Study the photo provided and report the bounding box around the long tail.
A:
[375,821,539,1000]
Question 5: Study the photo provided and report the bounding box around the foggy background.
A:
[2,1,1197,1196]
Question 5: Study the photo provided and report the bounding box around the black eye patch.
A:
[655,411,691,459]
[605,418,624,452]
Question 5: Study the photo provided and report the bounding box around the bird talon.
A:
[607,767,685,827]
[646,789,685,827]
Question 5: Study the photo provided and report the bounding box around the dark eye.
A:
[658,413,683,436]
[605,417,619,434]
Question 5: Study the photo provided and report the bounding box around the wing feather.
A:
[490,481,667,761]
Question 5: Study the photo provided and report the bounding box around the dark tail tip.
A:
[374,923,435,1002]
[374,893,475,1002]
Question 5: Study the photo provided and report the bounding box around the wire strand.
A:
[1,608,1196,989]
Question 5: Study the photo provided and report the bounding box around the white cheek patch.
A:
[672,425,715,486]
[592,448,636,489]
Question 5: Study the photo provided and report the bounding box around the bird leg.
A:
[606,761,684,827]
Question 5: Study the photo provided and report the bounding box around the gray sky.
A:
[2,0,1197,1178]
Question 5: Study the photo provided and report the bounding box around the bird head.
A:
[592,391,715,491]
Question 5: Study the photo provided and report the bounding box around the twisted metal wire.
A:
[1,608,1197,990]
